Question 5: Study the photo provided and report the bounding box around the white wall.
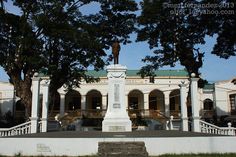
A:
[215,80,236,116]
[0,136,236,156]
[0,82,14,116]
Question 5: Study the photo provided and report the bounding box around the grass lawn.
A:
[155,154,236,157]
[2,154,236,157]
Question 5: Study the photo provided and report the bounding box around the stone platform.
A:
[1,130,235,156]
[9,130,221,138]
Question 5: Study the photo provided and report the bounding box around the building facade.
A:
[1,69,236,125]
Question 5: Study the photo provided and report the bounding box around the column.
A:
[164,91,171,117]
[190,74,200,132]
[30,75,41,134]
[102,94,107,110]
[143,92,149,110]
[81,95,86,110]
[41,80,50,132]
[125,94,129,109]
[179,82,188,131]
[59,93,65,116]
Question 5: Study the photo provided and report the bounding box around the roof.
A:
[203,83,214,90]
[86,69,188,77]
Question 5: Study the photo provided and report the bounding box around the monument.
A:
[102,41,132,132]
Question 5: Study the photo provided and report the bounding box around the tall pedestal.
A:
[102,64,132,132]
[179,83,188,131]
[191,77,201,132]
[30,77,41,134]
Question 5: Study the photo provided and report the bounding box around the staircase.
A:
[98,141,148,157]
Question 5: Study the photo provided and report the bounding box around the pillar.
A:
[179,82,188,131]
[59,93,65,116]
[164,91,171,117]
[190,74,200,132]
[102,94,107,110]
[144,92,149,110]
[81,95,86,110]
[30,75,41,134]
[41,80,50,132]
[125,94,129,109]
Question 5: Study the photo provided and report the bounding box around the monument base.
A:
[102,118,132,132]
[102,64,132,132]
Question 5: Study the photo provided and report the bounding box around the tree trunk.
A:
[8,70,33,120]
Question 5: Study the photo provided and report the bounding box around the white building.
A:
[0,82,14,116]
[1,69,236,126]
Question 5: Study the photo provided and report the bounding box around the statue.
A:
[112,41,120,64]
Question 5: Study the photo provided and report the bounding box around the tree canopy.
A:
[137,0,235,79]
[0,0,137,117]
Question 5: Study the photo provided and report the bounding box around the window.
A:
[230,94,236,115]
[203,99,213,110]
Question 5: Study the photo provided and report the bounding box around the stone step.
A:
[98,141,149,157]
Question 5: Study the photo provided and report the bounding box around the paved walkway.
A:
[10,130,223,138]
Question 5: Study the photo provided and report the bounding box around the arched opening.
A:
[149,90,165,111]
[202,98,215,120]
[65,90,81,111]
[86,90,102,110]
[203,99,213,110]
[169,89,180,117]
[128,90,144,109]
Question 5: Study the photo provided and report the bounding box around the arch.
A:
[149,89,164,111]
[65,90,81,110]
[86,90,102,109]
[128,89,144,109]
[169,89,180,117]
[203,98,213,110]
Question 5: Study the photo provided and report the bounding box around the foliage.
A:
[0,0,137,116]
[200,0,235,59]
[137,0,235,79]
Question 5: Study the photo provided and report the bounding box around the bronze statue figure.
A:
[112,41,120,64]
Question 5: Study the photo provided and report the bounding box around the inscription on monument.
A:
[113,103,121,108]
[114,84,120,102]
[109,126,126,132]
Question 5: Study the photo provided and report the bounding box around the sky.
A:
[0,1,236,83]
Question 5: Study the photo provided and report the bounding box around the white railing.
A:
[0,121,31,137]
[200,120,236,136]
[166,116,181,131]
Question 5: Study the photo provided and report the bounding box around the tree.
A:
[136,0,235,80]
[0,8,45,117]
[0,0,137,118]
[200,0,235,59]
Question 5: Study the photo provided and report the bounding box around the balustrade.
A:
[200,120,236,136]
[0,121,31,137]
